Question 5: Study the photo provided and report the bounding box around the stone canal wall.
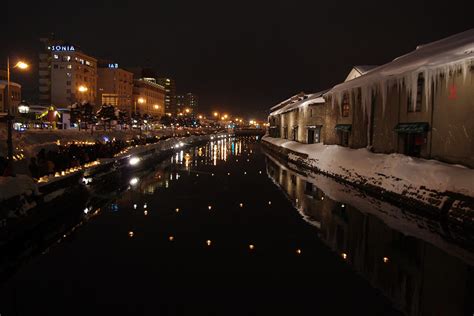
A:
[262,136,474,228]
[0,132,227,218]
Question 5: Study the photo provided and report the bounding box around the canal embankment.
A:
[0,132,227,227]
[262,136,474,228]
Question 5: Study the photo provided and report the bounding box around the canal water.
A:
[0,136,472,316]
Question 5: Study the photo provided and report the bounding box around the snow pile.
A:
[327,29,474,119]
[263,136,474,199]
[0,175,39,201]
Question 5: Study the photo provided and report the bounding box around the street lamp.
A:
[5,58,29,162]
[78,85,88,93]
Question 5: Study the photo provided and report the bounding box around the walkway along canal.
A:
[0,136,472,315]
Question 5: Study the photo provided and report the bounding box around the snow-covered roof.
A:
[344,65,378,82]
[270,92,305,111]
[270,90,327,116]
[0,80,22,88]
[326,29,474,113]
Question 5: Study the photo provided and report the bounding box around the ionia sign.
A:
[49,45,76,52]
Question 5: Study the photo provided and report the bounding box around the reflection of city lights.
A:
[130,178,139,185]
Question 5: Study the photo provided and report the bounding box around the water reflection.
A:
[132,136,246,194]
[265,152,474,316]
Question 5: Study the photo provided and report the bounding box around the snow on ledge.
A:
[262,136,474,198]
[0,175,39,201]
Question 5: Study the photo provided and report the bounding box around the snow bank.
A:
[0,175,39,201]
[263,136,474,198]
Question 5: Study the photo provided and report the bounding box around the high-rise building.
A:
[132,78,165,117]
[39,35,97,107]
[97,61,134,114]
[156,78,176,115]
[184,93,199,113]
[176,94,185,113]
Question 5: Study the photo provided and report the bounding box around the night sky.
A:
[5,0,473,119]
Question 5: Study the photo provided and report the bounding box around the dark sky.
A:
[5,0,473,119]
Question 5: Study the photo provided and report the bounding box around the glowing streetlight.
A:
[14,61,29,69]
[185,108,190,113]
[6,58,30,163]
[213,112,218,117]
[138,97,145,104]
[78,85,88,93]
[154,104,160,109]
[198,115,203,119]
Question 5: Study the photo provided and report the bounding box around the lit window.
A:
[342,94,350,117]
[67,64,72,69]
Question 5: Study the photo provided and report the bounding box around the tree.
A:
[117,110,128,129]
[97,104,117,130]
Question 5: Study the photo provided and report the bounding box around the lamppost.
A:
[5,58,29,162]
[77,85,88,132]
[134,97,145,135]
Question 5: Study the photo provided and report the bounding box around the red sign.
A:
[448,84,457,100]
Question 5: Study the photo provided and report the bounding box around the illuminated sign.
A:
[449,84,457,100]
[49,45,76,52]
[108,63,119,68]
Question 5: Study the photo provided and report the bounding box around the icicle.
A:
[379,79,387,116]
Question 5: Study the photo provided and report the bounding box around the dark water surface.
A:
[1,136,472,316]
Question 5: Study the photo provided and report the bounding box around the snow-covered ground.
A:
[263,136,474,203]
[0,175,39,202]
